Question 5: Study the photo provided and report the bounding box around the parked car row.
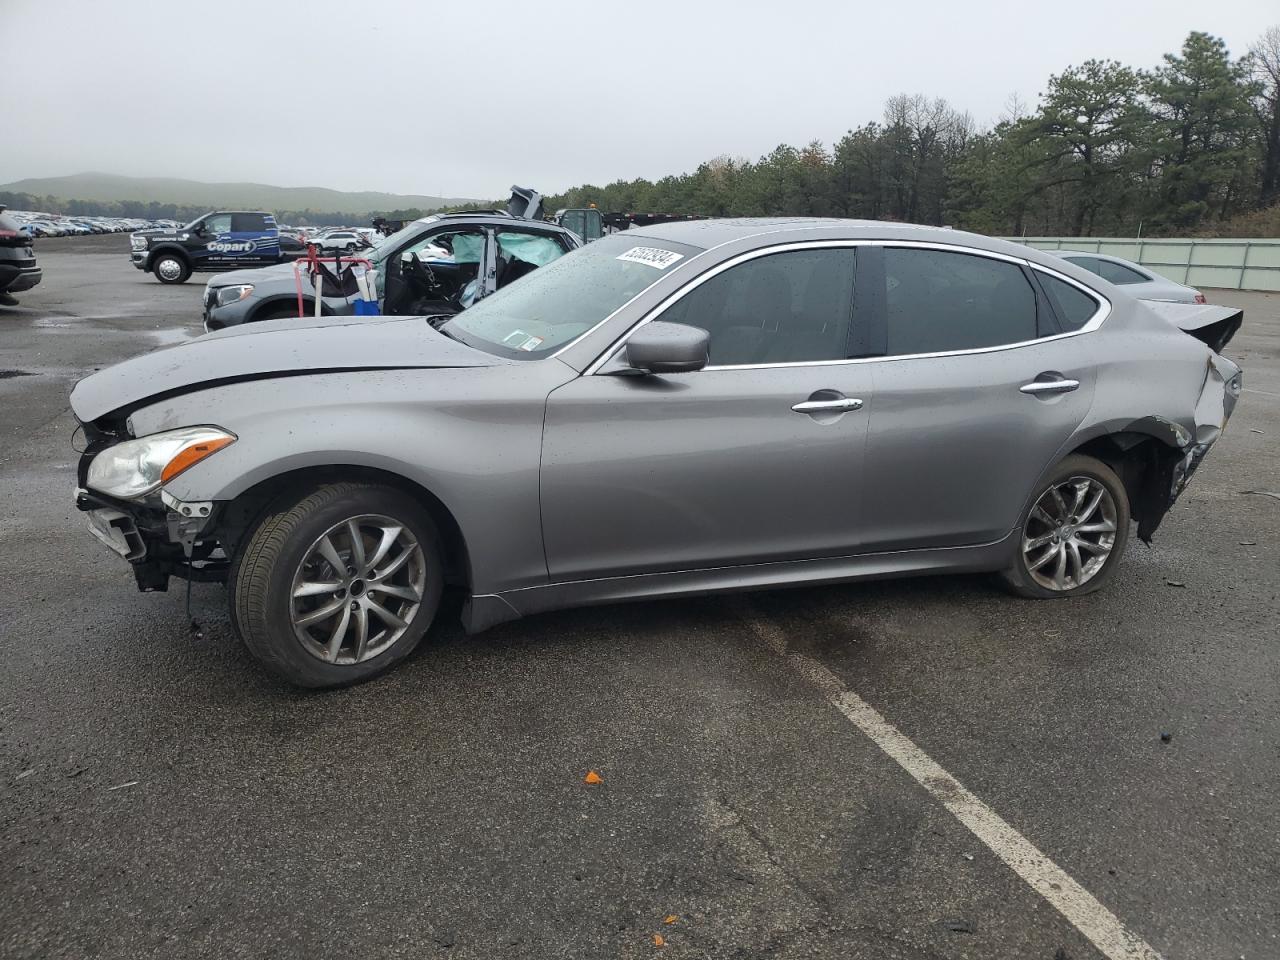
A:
[6,210,174,238]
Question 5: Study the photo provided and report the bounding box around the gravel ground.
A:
[1,234,1277,959]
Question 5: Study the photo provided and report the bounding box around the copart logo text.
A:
[208,239,257,254]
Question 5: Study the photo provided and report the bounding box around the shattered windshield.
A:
[442,234,702,358]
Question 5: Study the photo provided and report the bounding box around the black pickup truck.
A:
[130,210,299,284]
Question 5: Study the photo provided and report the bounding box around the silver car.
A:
[1052,250,1207,303]
[70,220,1243,687]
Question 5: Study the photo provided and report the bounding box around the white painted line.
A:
[748,615,1162,960]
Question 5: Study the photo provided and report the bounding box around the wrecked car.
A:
[69,220,1242,688]
[202,187,579,330]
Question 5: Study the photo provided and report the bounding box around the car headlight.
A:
[130,235,149,250]
[215,284,254,307]
[87,426,237,500]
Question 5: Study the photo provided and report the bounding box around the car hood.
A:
[206,261,300,288]
[70,315,505,423]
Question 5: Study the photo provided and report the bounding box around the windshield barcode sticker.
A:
[616,247,683,269]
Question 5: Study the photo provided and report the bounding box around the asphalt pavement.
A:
[1,233,1277,959]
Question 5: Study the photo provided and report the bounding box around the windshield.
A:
[442,234,702,358]
[365,218,438,263]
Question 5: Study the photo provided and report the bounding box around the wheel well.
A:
[1066,431,1183,543]
[149,246,190,266]
[250,297,327,322]
[216,465,472,590]
[249,298,306,322]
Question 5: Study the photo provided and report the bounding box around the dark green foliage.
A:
[545,29,1279,238]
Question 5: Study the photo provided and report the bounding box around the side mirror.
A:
[624,321,709,374]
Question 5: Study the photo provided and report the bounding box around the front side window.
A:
[203,214,232,235]
[496,230,570,289]
[883,248,1038,356]
[444,234,702,358]
[397,228,486,305]
[658,248,856,365]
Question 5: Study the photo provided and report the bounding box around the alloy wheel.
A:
[290,514,426,664]
[1022,476,1118,591]
[156,258,183,281]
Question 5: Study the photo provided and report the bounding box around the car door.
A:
[381,226,488,315]
[857,244,1101,552]
[540,244,874,581]
[230,212,278,265]
[194,212,233,268]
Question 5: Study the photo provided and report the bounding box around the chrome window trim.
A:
[584,239,1112,375]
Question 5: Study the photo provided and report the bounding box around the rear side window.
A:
[231,213,269,232]
[1063,255,1101,275]
[659,247,856,365]
[1095,259,1148,285]
[1037,272,1102,332]
[883,248,1038,355]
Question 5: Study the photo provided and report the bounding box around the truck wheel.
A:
[230,482,444,688]
[153,254,191,284]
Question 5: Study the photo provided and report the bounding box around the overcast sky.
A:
[2,0,1275,200]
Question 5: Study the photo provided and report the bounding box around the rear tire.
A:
[1000,454,1130,599]
[230,483,443,688]
[153,254,190,284]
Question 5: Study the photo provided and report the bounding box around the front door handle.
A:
[1020,378,1080,396]
[792,397,863,413]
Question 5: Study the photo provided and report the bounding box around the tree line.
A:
[545,28,1280,238]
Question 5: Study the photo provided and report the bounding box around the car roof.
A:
[1056,250,1135,264]
[620,217,1077,267]
[411,212,576,233]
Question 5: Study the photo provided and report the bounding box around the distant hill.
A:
[0,172,475,216]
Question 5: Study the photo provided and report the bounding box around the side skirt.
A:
[460,532,1018,634]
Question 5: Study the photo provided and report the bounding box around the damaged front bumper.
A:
[75,486,225,591]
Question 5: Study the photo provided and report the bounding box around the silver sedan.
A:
[70,220,1243,687]
[1052,250,1207,303]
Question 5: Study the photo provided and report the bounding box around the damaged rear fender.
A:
[1142,301,1243,354]
[1090,352,1242,543]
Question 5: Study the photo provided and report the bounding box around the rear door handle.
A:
[1020,378,1080,396]
[792,398,863,413]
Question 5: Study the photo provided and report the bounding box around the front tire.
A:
[230,483,444,687]
[1000,454,1130,599]
[152,254,191,284]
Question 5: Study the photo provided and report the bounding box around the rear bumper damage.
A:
[1131,352,1243,543]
